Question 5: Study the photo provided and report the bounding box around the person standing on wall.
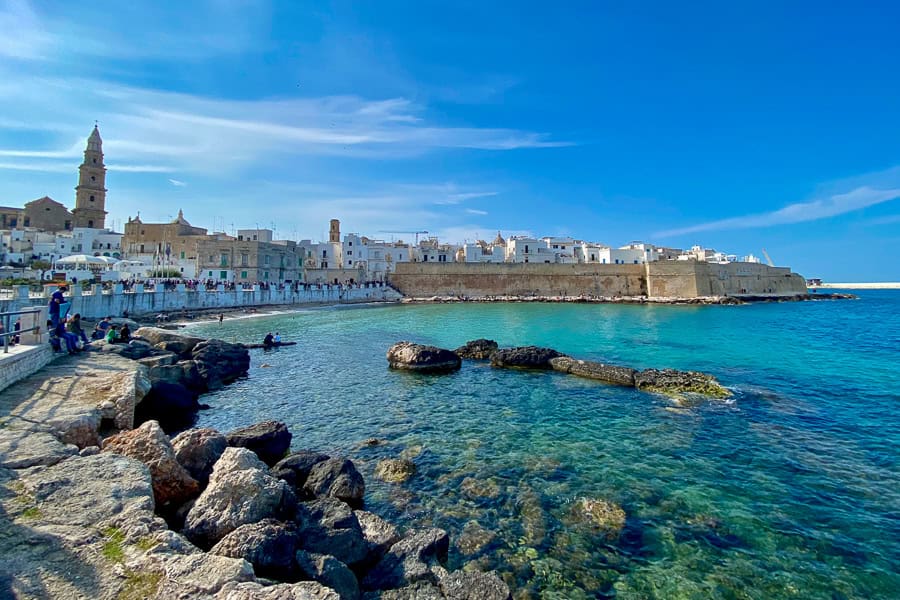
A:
[48,285,67,328]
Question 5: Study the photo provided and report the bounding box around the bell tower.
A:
[72,124,107,229]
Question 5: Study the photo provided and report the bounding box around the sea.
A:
[185,290,900,599]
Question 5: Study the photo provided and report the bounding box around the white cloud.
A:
[656,185,900,238]
[168,178,187,187]
[465,208,489,215]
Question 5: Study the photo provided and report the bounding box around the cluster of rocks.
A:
[93,327,251,431]
[98,419,511,599]
[387,340,732,399]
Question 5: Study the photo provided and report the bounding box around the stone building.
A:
[0,197,74,232]
[122,210,210,277]
[196,236,303,283]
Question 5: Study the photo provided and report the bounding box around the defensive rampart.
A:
[388,261,808,299]
[388,262,647,297]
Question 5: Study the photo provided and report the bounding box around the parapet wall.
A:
[389,261,808,299]
[0,285,401,320]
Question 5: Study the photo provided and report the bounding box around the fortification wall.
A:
[391,261,808,299]
[389,263,647,297]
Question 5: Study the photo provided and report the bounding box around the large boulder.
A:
[216,581,341,600]
[549,357,637,386]
[354,510,401,558]
[134,327,205,352]
[634,368,731,398]
[490,346,565,370]
[101,420,199,509]
[386,342,461,373]
[272,451,331,491]
[303,458,365,504]
[439,571,511,600]
[183,447,288,548]
[296,551,360,600]
[135,381,200,433]
[453,339,499,361]
[296,498,370,567]
[192,339,251,390]
[172,428,228,487]
[210,518,302,581]
[361,528,450,591]
[226,420,293,467]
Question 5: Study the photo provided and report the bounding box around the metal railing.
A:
[1,307,43,354]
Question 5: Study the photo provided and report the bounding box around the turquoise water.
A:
[187,292,900,599]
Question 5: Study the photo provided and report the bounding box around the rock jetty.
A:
[389,340,731,400]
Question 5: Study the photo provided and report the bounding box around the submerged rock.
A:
[439,570,511,600]
[386,342,462,373]
[490,346,565,369]
[549,356,637,386]
[226,420,293,467]
[634,368,731,399]
[456,520,497,555]
[571,497,627,540]
[374,458,417,483]
[454,339,499,360]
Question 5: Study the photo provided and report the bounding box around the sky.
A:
[1,0,899,281]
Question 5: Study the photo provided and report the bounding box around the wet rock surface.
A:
[272,450,332,491]
[374,458,417,483]
[489,346,566,369]
[304,457,366,503]
[550,356,637,386]
[634,368,731,398]
[387,342,462,373]
[453,339,499,360]
[192,339,251,390]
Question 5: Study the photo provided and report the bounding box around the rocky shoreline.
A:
[0,329,511,600]
[400,292,856,305]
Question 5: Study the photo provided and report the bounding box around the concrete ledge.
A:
[0,344,55,394]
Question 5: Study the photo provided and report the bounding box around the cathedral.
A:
[0,125,108,232]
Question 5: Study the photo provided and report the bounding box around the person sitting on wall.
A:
[105,325,118,343]
[119,323,131,342]
[93,316,112,340]
[47,319,62,352]
[263,332,274,349]
[50,319,79,354]
[67,313,90,346]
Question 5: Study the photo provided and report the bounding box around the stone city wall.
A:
[0,345,55,394]
[390,261,808,299]
[0,284,401,320]
[388,262,648,297]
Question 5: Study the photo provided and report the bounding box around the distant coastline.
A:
[811,283,900,290]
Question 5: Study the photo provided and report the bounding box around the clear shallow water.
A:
[188,291,900,599]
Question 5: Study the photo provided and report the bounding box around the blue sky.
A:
[1,0,899,281]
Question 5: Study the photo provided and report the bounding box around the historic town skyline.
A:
[1,1,899,281]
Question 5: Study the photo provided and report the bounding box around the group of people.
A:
[262,331,282,349]
[47,284,132,354]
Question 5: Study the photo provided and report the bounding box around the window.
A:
[590,254,595,261]
[263,271,269,279]
[348,260,353,266]
[208,271,213,277]
[348,241,353,246]
[220,271,227,279]
[140,244,145,252]
[322,250,327,258]
[92,158,96,164]
[180,251,185,259]
[264,255,270,265]
[347,250,352,256]
[91,176,95,182]
[209,255,214,262]
[524,245,529,253]
[220,253,228,266]
[241,253,248,266]
[241,271,248,279]
[88,220,93,227]
[90,195,94,202]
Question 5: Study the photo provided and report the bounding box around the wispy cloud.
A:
[168,178,187,187]
[465,208,489,215]
[656,185,900,238]
[865,214,900,226]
